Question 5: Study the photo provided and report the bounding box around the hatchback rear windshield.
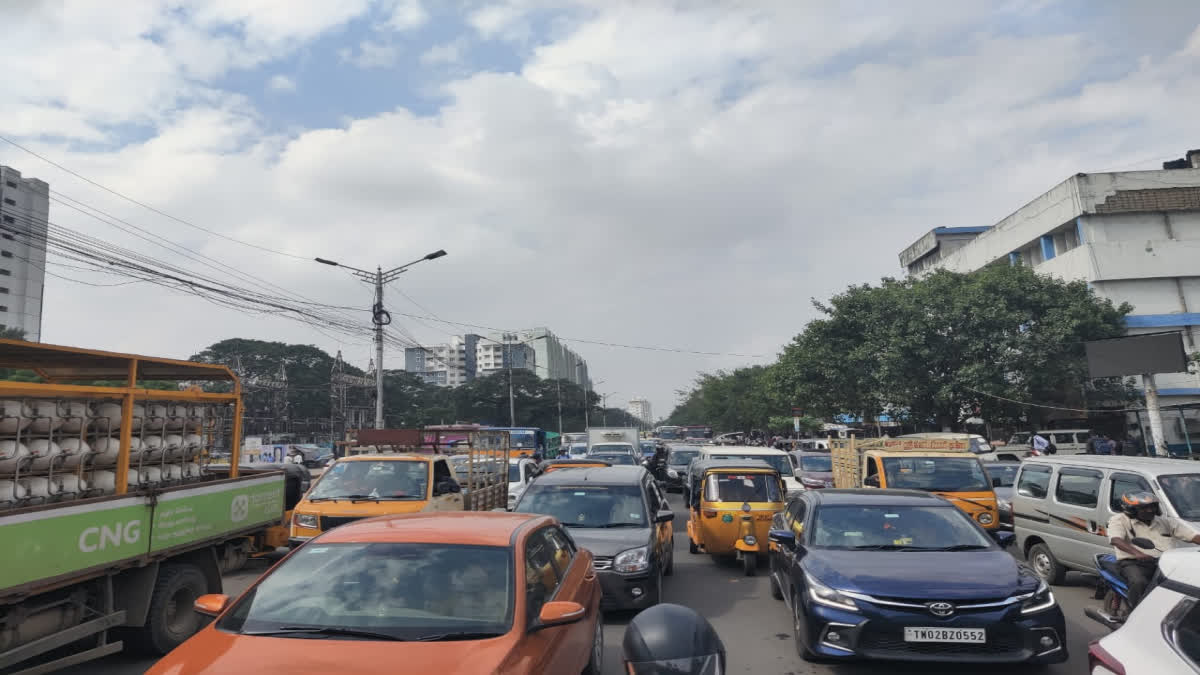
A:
[218,543,513,640]
[799,455,833,472]
[516,484,647,527]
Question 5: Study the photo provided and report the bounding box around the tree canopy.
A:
[669,264,1135,433]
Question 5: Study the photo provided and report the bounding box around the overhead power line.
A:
[0,133,307,260]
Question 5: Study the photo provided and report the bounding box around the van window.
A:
[1052,433,1076,445]
[1017,465,1052,499]
[1108,473,1152,513]
[1055,469,1102,508]
[1075,432,1091,444]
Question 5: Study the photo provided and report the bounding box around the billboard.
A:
[1084,332,1189,378]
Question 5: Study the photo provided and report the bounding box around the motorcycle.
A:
[1084,536,1159,630]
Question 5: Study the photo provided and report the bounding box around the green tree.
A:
[768,264,1135,430]
[667,366,782,433]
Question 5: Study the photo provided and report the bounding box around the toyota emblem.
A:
[927,602,956,617]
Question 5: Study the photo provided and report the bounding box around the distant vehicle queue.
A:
[147,423,1200,673]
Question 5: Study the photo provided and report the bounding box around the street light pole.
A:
[316,249,447,429]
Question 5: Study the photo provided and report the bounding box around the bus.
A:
[683,425,713,440]
[485,426,548,457]
[653,425,684,440]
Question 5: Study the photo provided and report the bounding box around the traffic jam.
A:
[156,425,1197,673]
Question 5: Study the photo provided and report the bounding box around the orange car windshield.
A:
[218,543,513,640]
[309,461,428,500]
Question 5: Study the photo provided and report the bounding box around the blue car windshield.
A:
[811,505,993,550]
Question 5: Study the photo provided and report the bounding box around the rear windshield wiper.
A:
[415,631,505,641]
[243,626,407,641]
[931,544,991,551]
[851,544,935,551]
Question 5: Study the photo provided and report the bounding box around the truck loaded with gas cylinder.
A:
[0,340,291,674]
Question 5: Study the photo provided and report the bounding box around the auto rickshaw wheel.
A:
[688,538,699,554]
[742,552,757,576]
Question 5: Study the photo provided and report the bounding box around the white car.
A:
[1089,548,1200,674]
[507,457,538,510]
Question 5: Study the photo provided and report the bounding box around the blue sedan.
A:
[767,489,1067,665]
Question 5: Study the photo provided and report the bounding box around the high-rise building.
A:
[477,332,536,377]
[509,327,590,387]
[628,397,652,424]
[0,166,48,341]
[404,334,480,387]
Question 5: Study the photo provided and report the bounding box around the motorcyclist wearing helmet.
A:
[1108,491,1200,608]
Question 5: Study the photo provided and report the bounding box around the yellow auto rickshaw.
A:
[685,458,786,576]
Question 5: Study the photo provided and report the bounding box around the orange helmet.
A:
[1119,491,1160,516]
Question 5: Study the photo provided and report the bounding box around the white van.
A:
[1009,429,1091,455]
[1012,455,1200,585]
[698,445,802,497]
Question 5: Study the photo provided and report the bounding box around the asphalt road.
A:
[71,492,1103,674]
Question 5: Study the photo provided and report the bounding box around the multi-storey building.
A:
[899,150,1200,452]
[0,166,48,341]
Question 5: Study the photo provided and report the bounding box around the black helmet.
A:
[1119,491,1161,517]
[622,603,725,675]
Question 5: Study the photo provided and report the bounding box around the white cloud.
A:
[420,39,466,65]
[266,74,297,92]
[7,2,1200,416]
[341,40,401,68]
[381,0,428,31]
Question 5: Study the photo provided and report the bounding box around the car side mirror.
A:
[992,477,1003,488]
[1131,537,1157,550]
[534,601,587,630]
[864,475,880,488]
[992,531,1015,548]
[655,510,675,523]
[768,528,796,549]
[194,594,231,617]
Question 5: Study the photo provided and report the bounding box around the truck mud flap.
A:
[0,610,126,674]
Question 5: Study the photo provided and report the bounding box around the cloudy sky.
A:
[3,0,1200,419]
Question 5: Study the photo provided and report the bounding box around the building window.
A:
[1,216,12,224]
[0,306,6,312]
[4,181,16,188]
[0,270,10,276]
[2,198,14,206]
[1,251,11,258]
[0,288,8,294]
[1,235,11,241]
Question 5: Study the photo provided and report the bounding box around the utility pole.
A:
[480,333,547,427]
[316,250,447,429]
[556,379,563,435]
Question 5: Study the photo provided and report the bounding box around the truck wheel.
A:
[1028,543,1067,586]
[129,564,208,655]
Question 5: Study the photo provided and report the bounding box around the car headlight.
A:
[801,477,825,488]
[294,513,318,529]
[805,573,858,612]
[614,546,650,573]
[667,469,678,478]
[1021,580,1056,615]
[977,512,995,525]
[743,535,757,546]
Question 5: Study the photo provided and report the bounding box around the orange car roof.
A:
[316,511,553,547]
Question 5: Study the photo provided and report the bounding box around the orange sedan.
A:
[148,512,604,675]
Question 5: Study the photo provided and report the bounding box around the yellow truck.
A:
[0,340,290,673]
[830,435,1000,531]
[288,428,509,546]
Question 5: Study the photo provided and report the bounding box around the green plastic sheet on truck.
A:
[1,475,283,592]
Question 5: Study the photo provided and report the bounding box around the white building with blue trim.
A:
[900,151,1200,453]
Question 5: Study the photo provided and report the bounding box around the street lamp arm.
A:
[314,257,375,277]
[382,249,450,280]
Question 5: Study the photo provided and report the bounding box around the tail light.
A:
[1087,641,1125,675]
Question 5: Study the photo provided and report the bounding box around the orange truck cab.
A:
[831,436,1000,531]
[289,430,509,546]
